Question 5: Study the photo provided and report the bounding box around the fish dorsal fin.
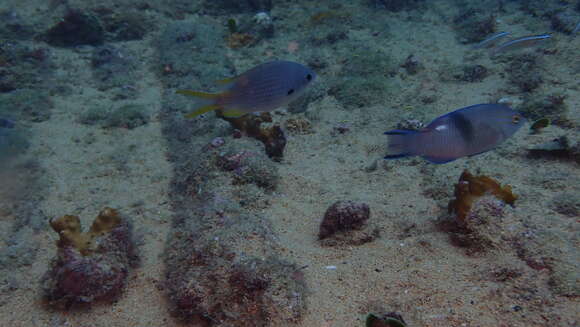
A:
[215,73,251,85]
[217,75,251,88]
[177,89,235,102]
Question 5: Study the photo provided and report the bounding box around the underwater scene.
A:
[0,0,578,326]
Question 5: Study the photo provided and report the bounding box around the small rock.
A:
[45,11,104,47]
[396,119,424,131]
[364,159,378,172]
[332,123,350,135]
[401,54,423,75]
[319,201,370,239]
[210,137,225,148]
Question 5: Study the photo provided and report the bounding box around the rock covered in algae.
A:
[163,204,307,326]
[162,139,305,326]
[41,208,137,308]
[165,244,306,327]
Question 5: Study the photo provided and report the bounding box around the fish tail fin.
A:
[177,89,224,118]
[383,129,418,160]
[177,89,245,118]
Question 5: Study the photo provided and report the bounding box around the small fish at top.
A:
[0,118,15,128]
[471,31,510,49]
[572,21,580,35]
[177,60,316,118]
[384,104,526,164]
[491,34,552,56]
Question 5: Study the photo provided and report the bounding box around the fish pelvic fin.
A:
[176,90,221,99]
[383,129,419,160]
[184,104,222,119]
[384,154,411,160]
[423,156,456,164]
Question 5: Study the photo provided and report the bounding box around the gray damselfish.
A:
[384,104,526,164]
[177,60,316,118]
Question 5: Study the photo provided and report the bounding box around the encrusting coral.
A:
[49,207,121,256]
[42,207,137,308]
[217,111,286,161]
[448,170,517,225]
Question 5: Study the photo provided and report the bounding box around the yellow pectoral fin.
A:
[215,76,237,85]
[176,90,220,99]
[221,109,247,118]
[184,104,222,119]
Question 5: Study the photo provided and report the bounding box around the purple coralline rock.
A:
[319,201,371,240]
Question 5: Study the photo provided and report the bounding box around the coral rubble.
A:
[519,93,569,126]
[42,208,137,308]
[227,32,255,48]
[216,146,279,190]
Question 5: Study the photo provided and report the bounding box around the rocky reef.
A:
[161,138,306,325]
[157,19,307,326]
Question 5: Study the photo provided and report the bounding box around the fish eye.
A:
[306,74,312,81]
[512,115,521,124]
[287,89,295,95]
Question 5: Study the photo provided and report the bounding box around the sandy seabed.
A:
[0,0,578,326]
